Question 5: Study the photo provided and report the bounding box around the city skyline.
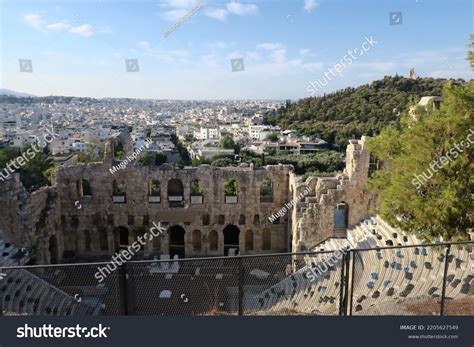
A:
[1,0,473,100]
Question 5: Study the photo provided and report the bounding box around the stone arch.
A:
[245,230,254,251]
[192,230,202,252]
[168,225,185,258]
[209,230,218,251]
[262,230,271,251]
[168,179,184,196]
[168,179,184,207]
[223,224,240,256]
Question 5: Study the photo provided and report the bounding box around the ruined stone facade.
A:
[0,136,375,264]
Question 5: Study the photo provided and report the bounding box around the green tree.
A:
[224,179,238,196]
[367,81,474,241]
[265,132,279,142]
[138,152,153,166]
[219,135,235,149]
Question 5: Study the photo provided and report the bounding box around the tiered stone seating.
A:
[1,268,100,316]
[252,216,472,315]
[0,239,28,267]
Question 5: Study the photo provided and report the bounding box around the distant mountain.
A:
[266,76,466,145]
[0,89,35,97]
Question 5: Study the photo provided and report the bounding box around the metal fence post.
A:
[338,253,346,316]
[345,250,355,316]
[119,263,129,315]
[342,250,352,316]
[238,257,244,316]
[440,244,451,316]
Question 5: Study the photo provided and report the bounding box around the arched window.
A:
[168,179,184,207]
[260,178,273,202]
[112,180,126,203]
[149,179,161,196]
[224,179,238,203]
[192,230,202,251]
[190,179,204,204]
[262,230,271,251]
[245,230,254,251]
[209,230,218,251]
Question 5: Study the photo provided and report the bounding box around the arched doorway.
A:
[114,226,129,251]
[334,202,348,230]
[169,225,186,258]
[223,224,240,256]
[49,235,58,264]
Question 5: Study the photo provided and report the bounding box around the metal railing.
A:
[0,241,472,316]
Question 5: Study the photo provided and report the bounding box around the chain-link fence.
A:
[0,262,121,316]
[349,243,473,316]
[1,242,472,316]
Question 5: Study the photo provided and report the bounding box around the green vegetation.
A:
[0,146,54,190]
[190,179,204,196]
[170,134,191,165]
[138,152,167,166]
[367,81,474,241]
[224,179,238,196]
[266,76,464,145]
[138,152,153,166]
[190,148,344,175]
[149,179,161,196]
[265,132,280,142]
[76,143,104,163]
[260,178,273,197]
[219,135,237,149]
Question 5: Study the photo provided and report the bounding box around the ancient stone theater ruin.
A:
[0,136,375,265]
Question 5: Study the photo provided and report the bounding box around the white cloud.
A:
[304,0,319,13]
[160,0,197,8]
[246,51,262,61]
[162,9,188,21]
[226,2,258,15]
[257,42,285,51]
[205,8,228,21]
[205,2,258,21]
[271,49,287,63]
[46,22,69,31]
[23,13,45,30]
[299,48,313,57]
[68,24,94,37]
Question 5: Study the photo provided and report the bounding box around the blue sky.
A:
[1,0,472,100]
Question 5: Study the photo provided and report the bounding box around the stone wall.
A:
[0,135,377,264]
[290,137,377,252]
